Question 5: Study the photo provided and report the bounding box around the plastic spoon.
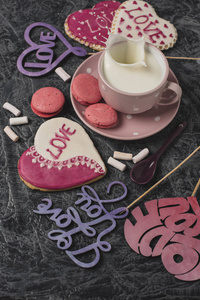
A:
[130,122,187,184]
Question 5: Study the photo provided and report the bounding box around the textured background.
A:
[0,0,200,299]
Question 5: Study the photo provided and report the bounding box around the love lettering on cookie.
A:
[64,1,121,51]
[111,0,177,50]
[33,181,129,268]
[46,124,76,160]
[125,196,200,281]
[17,22,87,77]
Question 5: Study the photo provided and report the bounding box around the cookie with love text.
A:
[18,118,106,191]
[64,1,121,51]
[111,0,177,50]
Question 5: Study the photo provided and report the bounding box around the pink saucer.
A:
[70,52,181,140]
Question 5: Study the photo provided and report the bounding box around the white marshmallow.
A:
[55,67,71,82]
[3,102,21,116]
[113,151,132,160]
[9,116,28,126]
[107,157,126,171]
[4,126,19,142]
[132,148,149,163]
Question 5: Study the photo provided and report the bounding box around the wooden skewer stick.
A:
[191,178,200,196]
[126,146,200,211]
[88,52,200,61]
[166,56,200,61]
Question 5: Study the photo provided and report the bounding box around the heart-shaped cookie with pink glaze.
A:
[111,0,177,50]
[64,1,121,51]
[18,118,106,191]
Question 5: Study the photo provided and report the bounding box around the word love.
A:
[46,124,76,160]
[124,196,200,281]
[112,0,177,50]
[34,181,129,268]
[17,22,87,77]
[124,6,166,43]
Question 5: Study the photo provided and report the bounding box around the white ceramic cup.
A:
[98,40,182,114]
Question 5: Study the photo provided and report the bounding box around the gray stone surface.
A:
[0,0,200,299]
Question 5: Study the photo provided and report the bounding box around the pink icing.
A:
[18,146,105,190]
[143,21,167,43]
[46,124,76,160]
[125,7,142,19]
[65,1,121,49]
[112,0,177,50]
[126,25,132,30]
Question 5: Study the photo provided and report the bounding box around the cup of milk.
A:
[98,34,182,114]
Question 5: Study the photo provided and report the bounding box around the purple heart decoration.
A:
[17,22,87,77]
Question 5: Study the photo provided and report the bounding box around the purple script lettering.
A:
[33,181,129,268]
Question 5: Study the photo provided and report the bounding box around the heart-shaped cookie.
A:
[64,1,121,51]
[18,118,106,191]
[111,0,177,50]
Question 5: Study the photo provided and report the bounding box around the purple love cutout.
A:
[33,181,129,268]
[17,22,87,77]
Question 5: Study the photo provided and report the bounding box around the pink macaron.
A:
[31,87,65,118]
[71,73,102,105]
[85,103,118,128]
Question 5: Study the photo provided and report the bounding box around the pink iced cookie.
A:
[18,117,107,191]
[111,0,177,50]
[31,87,65,118]
[64,1,121,51]
[85,103,118,128]
[71,74,102,105]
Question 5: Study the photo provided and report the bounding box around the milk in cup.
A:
[103,34,165,94]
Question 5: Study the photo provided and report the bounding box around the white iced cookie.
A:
[111,0,177,50]
[18,117,107,191]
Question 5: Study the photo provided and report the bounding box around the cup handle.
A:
[158,81,182,105]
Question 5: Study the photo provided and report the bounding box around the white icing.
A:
[26,146,105,173]
[34,118,106,172]
[111,0,177,50]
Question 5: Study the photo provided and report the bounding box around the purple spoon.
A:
[130,122,187,185]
